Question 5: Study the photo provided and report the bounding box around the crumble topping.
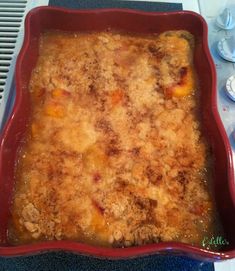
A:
[9,30,220,247]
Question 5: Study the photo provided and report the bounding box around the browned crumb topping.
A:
[9,30,219,247]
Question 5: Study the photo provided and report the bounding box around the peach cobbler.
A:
[9,30,221,247]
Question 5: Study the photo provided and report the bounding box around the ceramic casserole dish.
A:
[0,7,235,261]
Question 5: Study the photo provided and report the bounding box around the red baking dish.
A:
[0,7,235,261]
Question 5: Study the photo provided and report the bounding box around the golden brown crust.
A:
[9,30,219,247]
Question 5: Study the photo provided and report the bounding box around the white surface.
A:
[198,0,229,17]
[215,259,235,271]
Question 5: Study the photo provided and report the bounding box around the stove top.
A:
[0,0,234,269]
[202,0,235,160]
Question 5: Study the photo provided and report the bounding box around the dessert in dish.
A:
[9,30,222,247]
